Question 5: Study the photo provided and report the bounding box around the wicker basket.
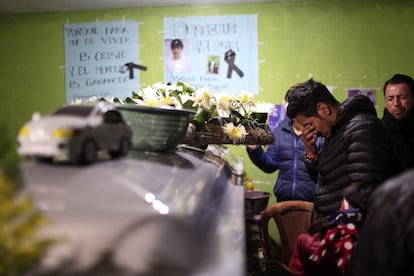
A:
[183,122,274,145]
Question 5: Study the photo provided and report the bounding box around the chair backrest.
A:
[261,200,314,265]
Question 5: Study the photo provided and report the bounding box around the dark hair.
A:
[286,79,340,118]
[383,74,414,96]
[170,39,184,50]
[284,83,302,102]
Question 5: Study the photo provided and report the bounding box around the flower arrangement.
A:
[75,81,274,145]
[190,88,257,143]
[72,81,195,109]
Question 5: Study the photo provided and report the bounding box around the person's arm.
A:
[344,118,398,212]
[246,142,279,173]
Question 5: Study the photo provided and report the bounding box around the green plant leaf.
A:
[125,97,136,104]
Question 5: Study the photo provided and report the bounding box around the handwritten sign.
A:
[164,15,259,95]
[64,21,139,103]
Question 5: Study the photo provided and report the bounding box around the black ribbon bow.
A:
[123,62,148,79]
[224,49,244,79]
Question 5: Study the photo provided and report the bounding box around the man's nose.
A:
[392,97,401,106]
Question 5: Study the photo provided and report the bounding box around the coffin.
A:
[20,146,245,276]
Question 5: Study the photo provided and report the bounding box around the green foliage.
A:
[0,172,55,275]
[0,127,55,275]
[192,106,216,130]
[0,125,22,189]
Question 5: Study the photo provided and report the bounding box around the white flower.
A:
[127,98,142,105]
[165,83,182,94]
[222,123,248,143]
[138,83,186,108]
[229,97,241,111]
[180,94,193,105]
[193,88,216,110]
[152,82,167,91]
[141,86,163,107]
[254,102,274,113]
[144,98,161,107]
[71,98,83,104]
[161,95,181,108]
[237,92,256,116]
[103,97,119,104]
[239,91,255,106]
[142,86,158,99]
[217,95,232,117]
[87,96,98,102]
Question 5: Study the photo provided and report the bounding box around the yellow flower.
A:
[162,96,180,107]
[237,92,255,116]
[193,88,216,109]
[223,123,248,143]
[217,95,232,117]
[240,92,255,106]
[144,99,161,107]
[218,95,232,111]
[228,99,240,112]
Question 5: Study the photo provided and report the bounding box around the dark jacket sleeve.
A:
[304,157,319,183]
[344,115,398,211]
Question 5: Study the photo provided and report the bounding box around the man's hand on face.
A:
[302,123,318,156]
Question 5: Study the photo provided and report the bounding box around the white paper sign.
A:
[64,20,140,103]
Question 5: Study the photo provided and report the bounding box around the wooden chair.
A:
[260,200,314,265]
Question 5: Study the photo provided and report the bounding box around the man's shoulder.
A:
[337,113,390,144]
[347,112,382,129]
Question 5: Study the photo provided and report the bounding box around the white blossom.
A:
[222,123,248,143]
[192,88,216,110]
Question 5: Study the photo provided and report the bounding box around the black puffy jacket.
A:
[381,108,414,170]
[309,95,400,217]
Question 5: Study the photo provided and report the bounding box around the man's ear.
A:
[316,102,332,117]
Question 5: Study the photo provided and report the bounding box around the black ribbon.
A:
[123,62,148,79]
[224,49,244,79]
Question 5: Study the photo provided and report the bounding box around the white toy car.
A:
[17,102,133,164]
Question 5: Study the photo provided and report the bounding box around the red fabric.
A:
[310,222,357,270]
[288,198,360,275]
[289,232,346,276]
[289,233,321,276]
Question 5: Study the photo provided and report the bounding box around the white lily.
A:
[222,123,248,143]
[193,88,216,110]
[217,95,232,117]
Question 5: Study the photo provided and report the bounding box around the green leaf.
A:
[125,97,136,104]
[177,81,196,93]
[192,108,212,130]
[182,99,195,110]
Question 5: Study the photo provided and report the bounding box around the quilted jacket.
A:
[307,95,400,217]
[381,108,414,170]
[247,118,322,202]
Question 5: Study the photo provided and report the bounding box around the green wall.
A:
[1,0,414,199]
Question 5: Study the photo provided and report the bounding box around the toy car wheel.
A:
[79,140,97,164]
[34,156,53,163]
[109,137,130,159]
